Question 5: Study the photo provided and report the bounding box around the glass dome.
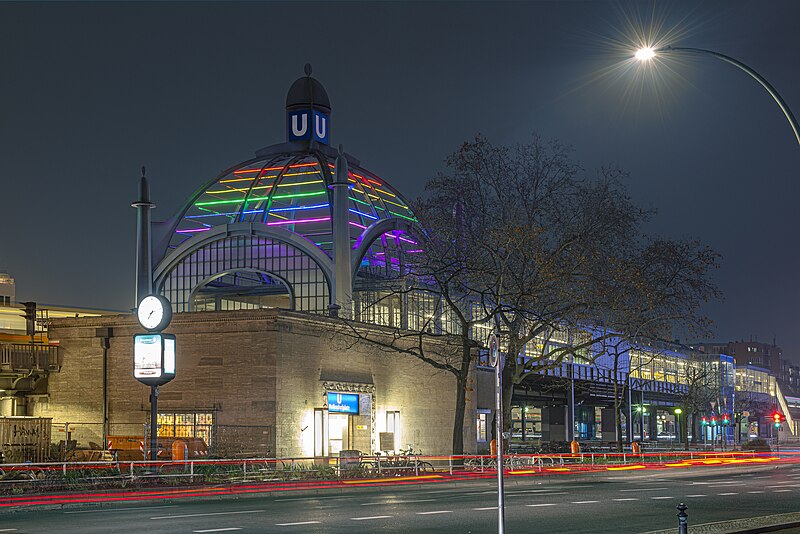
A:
[169,150,420,275]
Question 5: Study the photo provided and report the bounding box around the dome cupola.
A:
[285,64,330,145]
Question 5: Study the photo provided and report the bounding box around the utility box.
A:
[0,416,52,463]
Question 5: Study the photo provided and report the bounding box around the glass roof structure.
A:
[149,66,425,317]
[168,152,420,274]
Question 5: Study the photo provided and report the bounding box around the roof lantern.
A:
[285,63,331,145]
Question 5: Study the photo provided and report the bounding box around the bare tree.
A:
[679,355,719,449]
[336,133,719,455]
[590,238,721,451]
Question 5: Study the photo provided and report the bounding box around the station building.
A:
[1,70,796,461]
[27,68,472,459]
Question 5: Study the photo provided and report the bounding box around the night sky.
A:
[2,2,799,358]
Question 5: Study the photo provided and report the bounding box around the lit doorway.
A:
[328,414,350,454]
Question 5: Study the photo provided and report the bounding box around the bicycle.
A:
[393,448,435,475]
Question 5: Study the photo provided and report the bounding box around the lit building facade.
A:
[3,69,795,461]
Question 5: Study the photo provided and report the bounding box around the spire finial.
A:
[338,144,344,156]
[304,63,312,77]
[141,165,146,177]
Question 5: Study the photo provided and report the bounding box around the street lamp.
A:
[634,45,800,147]
[674,408,682,446]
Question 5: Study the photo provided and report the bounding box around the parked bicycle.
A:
[374,448,434,476]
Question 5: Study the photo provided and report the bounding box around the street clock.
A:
[137,294,172,331]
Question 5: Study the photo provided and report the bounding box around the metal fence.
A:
[37,422,276,462]
[0,450,773,496]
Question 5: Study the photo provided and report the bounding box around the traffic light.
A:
[711,416,717,426]
[773,412,785,429]
[701,417,708,426]
[722,413,730,425]
[19,301,36,337]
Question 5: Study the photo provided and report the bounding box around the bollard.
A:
[677,502,688,534]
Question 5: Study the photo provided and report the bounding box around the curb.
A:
[642,512,800,534]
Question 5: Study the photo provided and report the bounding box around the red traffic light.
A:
[701,417,708,426]
[773,412,784,423]
[722,413,730,425]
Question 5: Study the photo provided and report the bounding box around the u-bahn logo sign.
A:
[288,110,329,144]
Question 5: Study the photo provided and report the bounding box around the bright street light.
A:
[634,47,656,61]
[633,44,800,147]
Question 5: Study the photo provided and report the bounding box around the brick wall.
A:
[43,308,477,457]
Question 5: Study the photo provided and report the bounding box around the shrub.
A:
[742,438,771,452]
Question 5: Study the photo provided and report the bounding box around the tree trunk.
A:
[612,357,624,452]
[452,370,467,456]
[451,336,473,456]
[502,361,514,434]
[683,407,689,451]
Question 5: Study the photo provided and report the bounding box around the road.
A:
[2,463,800,533]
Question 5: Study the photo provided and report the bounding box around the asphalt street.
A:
[2,463,800,533]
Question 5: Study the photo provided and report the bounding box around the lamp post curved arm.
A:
[657,46,800,147]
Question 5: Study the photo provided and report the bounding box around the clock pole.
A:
[132,168,163,462]
[131,166,155,307]
[150,385,159,462]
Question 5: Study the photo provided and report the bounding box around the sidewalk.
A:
[643,512,800,534]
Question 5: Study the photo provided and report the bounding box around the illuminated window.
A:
[386,410,400,450]
[157,412,214,445]
[477,412,489,442]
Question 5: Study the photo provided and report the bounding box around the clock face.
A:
[137,295,171,331]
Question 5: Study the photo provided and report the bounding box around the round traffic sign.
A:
[488,334,499,367]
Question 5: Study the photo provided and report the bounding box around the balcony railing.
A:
[0,343,59,372]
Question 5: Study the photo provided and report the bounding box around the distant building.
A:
[697,340,787,381]
[0,273,14,307]
[0,273,119,417]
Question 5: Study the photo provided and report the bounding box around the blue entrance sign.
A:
[287,110,329,144]
[327,392,359,414]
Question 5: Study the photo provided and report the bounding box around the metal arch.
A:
[186,267,296,312]
[153,222,335,297]
[659,46,800,147]
[350,218,426,281]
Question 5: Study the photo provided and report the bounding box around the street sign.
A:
[488,334,499,368]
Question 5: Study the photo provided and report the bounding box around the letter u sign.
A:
[315,113,327,140]
[292,113,308,137]
[287,109,330,144]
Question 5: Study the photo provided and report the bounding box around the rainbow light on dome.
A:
[271,203,329,212]
[174,154,420,266]
[267,216,330,226]
[187,209,264,219]
[389,210,417,222]
[271,191,327,200]
[233,162,317,174]
[277,179,323,187]
[349,208,378,220]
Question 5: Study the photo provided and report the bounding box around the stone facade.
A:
[38,308,476,457]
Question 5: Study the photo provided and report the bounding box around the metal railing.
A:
[0,450,774,496]
[0,343,59,372]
